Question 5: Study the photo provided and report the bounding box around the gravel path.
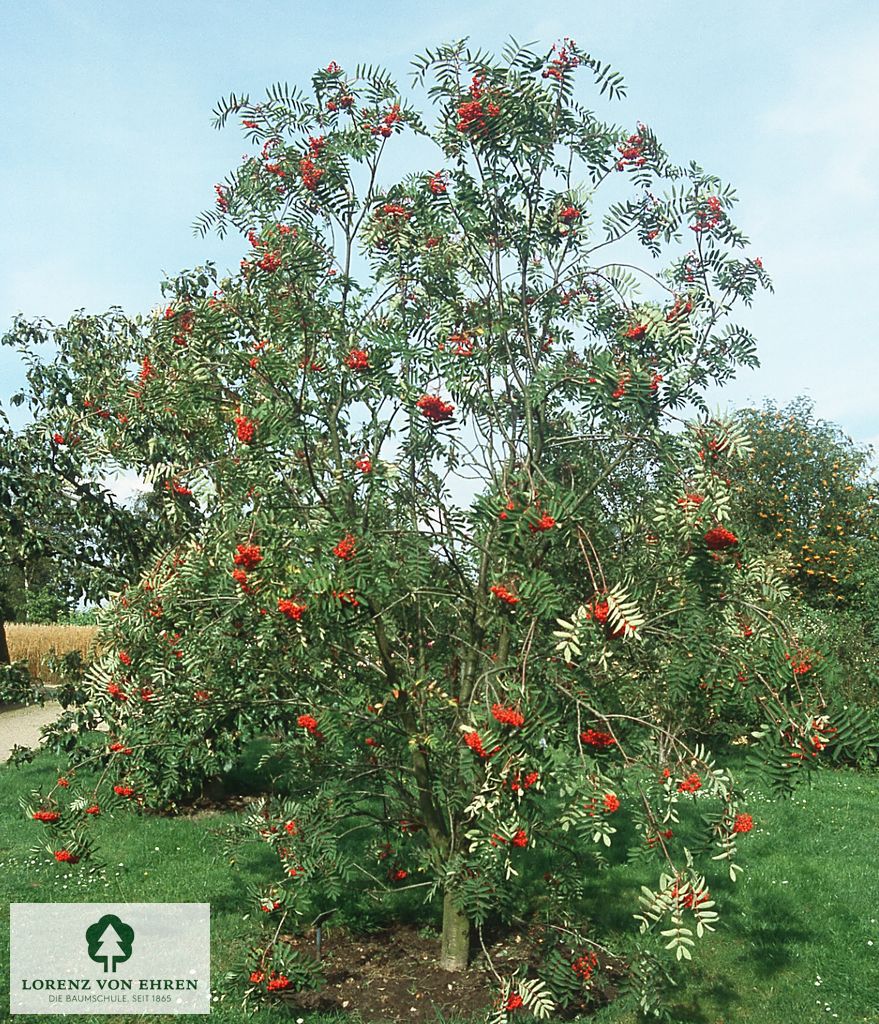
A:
[0,701,62,762]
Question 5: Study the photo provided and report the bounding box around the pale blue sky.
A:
[2,1,877,445]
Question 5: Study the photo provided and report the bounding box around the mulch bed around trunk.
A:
[273,922,622,1022]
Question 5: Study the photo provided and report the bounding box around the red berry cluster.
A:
[511,829,528,847]
[326,89,354,112]
[344,348,370,370]
[491,704,525,727]
[586,598,629,638]
[691,196,723,233]
[231,567,252,593]
[300,157,323,192]
[366,103,403,138]
[297,714,321,737]
[235,416,256,444]
[167,308,195,346]
[428,171,447,195]
[808,718,837,752]
[33,810,61,824]
[571,950,598,981]
[678,772,702,793]
[464,730,495,759]
[666,296,693,322]
[113,785,135,798]
[233,544,263,570]
[671,881,710,910]
[589,600,610,625]
[611,371,631,399]
[528,512,556,533]
[616,127,647,171]
[542,38,581,81]
[456,74,500,134]
[490,584,519,605]
[278,598,306,621]
[704,526,738,550]
[416,394,455,423]
[378,202,410,222]
[509,770,539,792]
[257,251,281,272]
[138,356,155,385]
[332,533,356,560]
[784,650,814,676]
[603,793,620,813]
[298,136,326,191]
[732,812,753,834]
[559,205,580,222]
[580,729,616,747]
[107,683,128,701]
[54,850,80,864]
[646,828,674,848]
[446,332,474,356]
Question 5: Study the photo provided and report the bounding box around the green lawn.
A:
[2,752,879,1023]
[0,751,327,1024]
[590,766,879,1024]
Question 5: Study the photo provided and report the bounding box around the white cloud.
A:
[104,471,150,505]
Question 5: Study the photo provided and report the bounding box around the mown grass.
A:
[589,766,879,1024]
[1,750,879,1023]
[5,623,98,682]
[0,751,335,1024]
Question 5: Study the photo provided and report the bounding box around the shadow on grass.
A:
[734,891,812,979]
[665,977,743,1024]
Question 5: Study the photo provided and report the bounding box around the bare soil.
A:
[273,922,622,1022]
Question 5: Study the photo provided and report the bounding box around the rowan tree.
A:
[9,39,837,1017]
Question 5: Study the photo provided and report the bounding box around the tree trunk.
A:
[0,619,9,665]
[439,888,470,972]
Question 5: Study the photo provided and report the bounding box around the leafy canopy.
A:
[6,37,835,1017]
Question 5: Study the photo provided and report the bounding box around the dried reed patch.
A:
[4,623,99,683]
